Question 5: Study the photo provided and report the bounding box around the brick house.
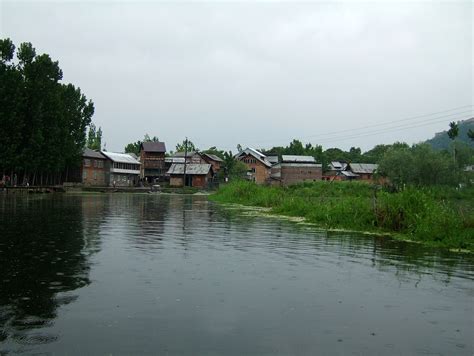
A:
[201,153,224,174]
[271,155,322,186]
[235,148,272,184]
[81,148,107,186]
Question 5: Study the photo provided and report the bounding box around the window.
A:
[93,160,97,168]
[93,171,97,180]
[251,168,256,173]
[84,159,91,167]
[83,170,87,179]
[97,160,104,168]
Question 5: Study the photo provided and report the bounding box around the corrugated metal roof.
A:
[282,155,315,163]
[266,155,279,164]
[349,163,378,174]
[341,170,358,177]
[141,141,166,153]
[83,148,106,159]
[330,161,347,170]
[167,163,212,175]
[101,151,141,164]
[281,163,322,168]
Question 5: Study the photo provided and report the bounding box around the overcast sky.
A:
[1,1,472,152]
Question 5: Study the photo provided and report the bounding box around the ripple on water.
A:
[14,332,58,345]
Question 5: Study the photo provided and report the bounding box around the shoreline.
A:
[210,181,474,253]
[212,201,472,254]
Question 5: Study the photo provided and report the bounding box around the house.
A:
[139,141,167,183]
[271,155,322,186]
[167,163,213,188]
[201,153,224,173]
[323,161,348,181]
[81,148,107,186]
[234,148,272,184]
[101,151,141,187]
[347,163,378,181]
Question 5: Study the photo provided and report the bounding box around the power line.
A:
[297,110,473,144]
[240,105,473,146]
[193,105,473,151]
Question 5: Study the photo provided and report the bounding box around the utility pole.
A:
[183,137,188,187]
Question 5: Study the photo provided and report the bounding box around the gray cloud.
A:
[1,1,472,152]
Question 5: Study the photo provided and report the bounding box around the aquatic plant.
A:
[210,180,474,251]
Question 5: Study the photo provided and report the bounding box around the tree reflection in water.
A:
[0,195,103,350]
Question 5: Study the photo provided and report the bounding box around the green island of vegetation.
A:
[210,180,474,252]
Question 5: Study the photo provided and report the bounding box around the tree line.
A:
[0,38,95,185]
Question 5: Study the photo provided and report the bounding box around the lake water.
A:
[0,194,473,355]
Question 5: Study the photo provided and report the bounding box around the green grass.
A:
[210,180,474,251]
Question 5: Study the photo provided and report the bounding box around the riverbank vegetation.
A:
[210,180,474,251]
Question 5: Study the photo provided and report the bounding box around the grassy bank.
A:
[210,181,474,251]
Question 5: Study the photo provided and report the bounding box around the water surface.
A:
[0,194,473,355]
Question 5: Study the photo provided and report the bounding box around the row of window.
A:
[113,162,140,170]
[242,158,257,164]
[111,174,134,182]
[84,159,104,168]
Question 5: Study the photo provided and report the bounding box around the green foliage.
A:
[447,121,459,140]
[87,123,102,150]
[124,134,160,156]
[0,38,15,62]
[0,38,94,184]
[426,118,474,149]
[176,139,196,152]
[378,143,466,187]
[211,181,474,251]
[468,129,474,141]
[201,147,225,160]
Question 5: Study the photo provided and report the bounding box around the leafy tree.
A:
[202,146,225,160]
[0,38,94,185]
[124,141,142,156]
[87,123,102,150]
[447,121,459,163]
[124,134,160,156]
[176,139,196,152]
[447,121,459,140]
[378,143,460,188]
[468,129,474,142]
[220,151,247,180]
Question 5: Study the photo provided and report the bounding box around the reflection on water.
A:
[0,194,473,355]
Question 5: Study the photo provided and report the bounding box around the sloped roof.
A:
[235,148,272,168]
[282,155,315,163]
[83,148,106,159]
[349,163,378,174]
[101,151,141,164]
[341,170,358,177]
[167,163,212,175]
[330,161,347,170]
[202,153,224,162]
[266,155,279,164]
[140,141,166,153]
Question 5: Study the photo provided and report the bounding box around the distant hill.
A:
[425,117,474,149]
